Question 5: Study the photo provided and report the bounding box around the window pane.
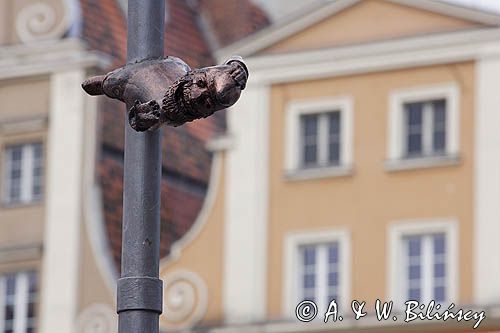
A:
[433,100,446,153]
[328,272,338,286]
[4,143,44,204]
[329,143,340,165]
[300,245,317,302]
[328,244,338,264]
[407,103,423,125]
[302,115,318,137]
[434,286,446,302]
[408,134,422,155]
[408,265,420,280]
[9,186,21,203]
[302,246,316,266]
[433,234,446,255]
[5,146,23,203]
[5,304,14,321]
[433,132,445,153]
[303,146,317,165]
[33,143,43,159]
[303,274,315,288]
[329,112,340,134]
[405,103,423,156]
[434,263,445,278]
[10,146,22,161]
[301,115,318,166]
[409,288,421,301]
[328,112,341,165]
[405,236,422,302]
[6,274,16,297]
[407,236,421,257]
[28,271,38,294]
[433,100,446,123]
[10,169,21,180]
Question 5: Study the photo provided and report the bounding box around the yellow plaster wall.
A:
[262,0,484,54]
[266,62,475,317]
[159,155,226,327]
[0,77,50,121]
[0,76,49,248]
[78,223,115,310]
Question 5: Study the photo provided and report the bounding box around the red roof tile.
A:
[79,0,269,272]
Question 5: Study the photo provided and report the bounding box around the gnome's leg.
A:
[128,100,162,132]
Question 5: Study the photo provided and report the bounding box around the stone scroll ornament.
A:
[81,56,248,131]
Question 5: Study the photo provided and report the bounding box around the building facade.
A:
[0,0,268,332]
[160,0,500,332]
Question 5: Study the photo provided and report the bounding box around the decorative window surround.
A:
[2,142,44,206]
[283,229,350,318]
[0,116,47,135]
[385,154,460,172]
[0,271,38,333]
[388,219,458,309]
[387,84,460,171]
[285,97,353,180]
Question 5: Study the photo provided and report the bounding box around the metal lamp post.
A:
[118,1,164,332]
[81,0,248,331]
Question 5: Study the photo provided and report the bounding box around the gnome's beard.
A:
[161,73,216,127]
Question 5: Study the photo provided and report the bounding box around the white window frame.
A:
[0,271,37,333]
[2,142,43,205]
[387,84,460,170]
[283,228,350,318]
[387,219,458,309]
[284,97,353,180]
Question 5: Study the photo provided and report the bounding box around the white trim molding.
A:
[82,93,117,296]
[0,116,47,135]
[387,219,459,308]
[283,228,351,319]
[387,83,460,168]
[284,97,354,180]
[217,0,500,59]
[39,69,86,333]
[474,52,500,304]
[223,84,270,324]
[0,38,109,81]
[231,28,500,87]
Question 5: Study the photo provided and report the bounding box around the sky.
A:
[447,0,500,12]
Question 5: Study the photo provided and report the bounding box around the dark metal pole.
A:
[117,1,165,332]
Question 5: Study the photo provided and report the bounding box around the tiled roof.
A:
[79,0,269,271]
[198,0,271,47]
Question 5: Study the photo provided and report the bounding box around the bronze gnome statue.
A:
[81,56,248,131]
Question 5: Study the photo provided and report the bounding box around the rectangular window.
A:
[3,143,43,205]
[388,84,459,170]
[299,242,340,312]
[403,233,447,303]
[299,111,341,168]
[403,99,447,158]
[0,271,38,333]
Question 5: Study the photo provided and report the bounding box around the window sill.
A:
[385,154,460,172]
[0,200,44,210]
[285,165,353,181]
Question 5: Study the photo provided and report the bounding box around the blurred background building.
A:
[1,0,500,332]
